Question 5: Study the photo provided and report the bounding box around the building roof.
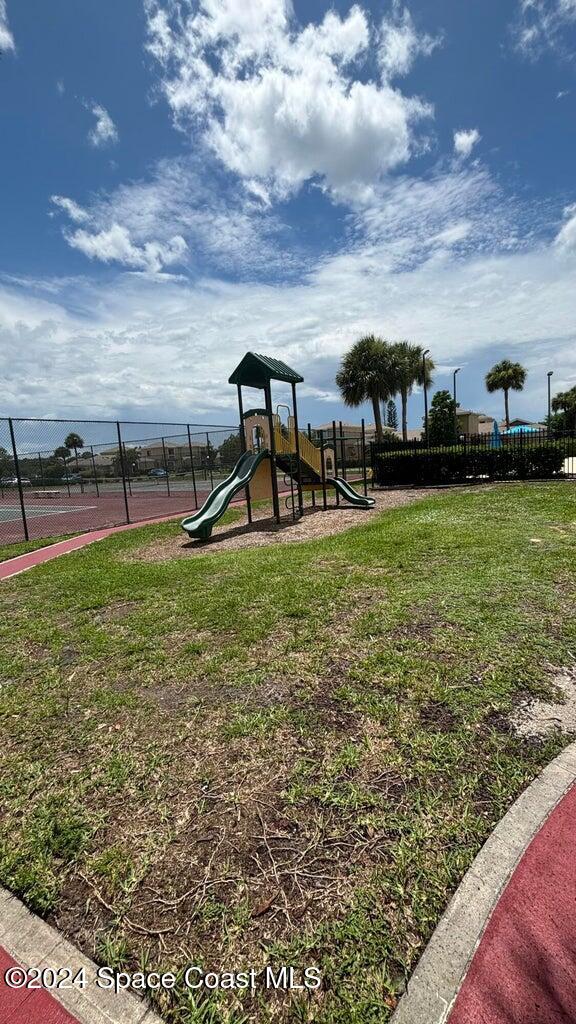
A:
[228,352,304,388]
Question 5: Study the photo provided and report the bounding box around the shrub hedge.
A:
[374,442,567,486]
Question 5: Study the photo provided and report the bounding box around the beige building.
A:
[456,410,495,435]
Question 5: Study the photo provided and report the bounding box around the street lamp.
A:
[453,367,461,407]
[547,371,553,433]
[453,367,461,439]
[423,348,430,444]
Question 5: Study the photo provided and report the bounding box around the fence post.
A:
[90,446,100,497]
[361,418,368,496]
[307,423,316,508]
[206,432,214,489]
[186,425,198,509]
[8,418,29,541]
[339,421,347,481]
[38,452,45,490]
[332,420,340,506]
[116,421,130,524]
[161,437,171,496]
[320,430,328,510]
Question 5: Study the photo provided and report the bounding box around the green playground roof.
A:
[229,352,304,388]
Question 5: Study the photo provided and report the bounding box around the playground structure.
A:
[181,353,374,540]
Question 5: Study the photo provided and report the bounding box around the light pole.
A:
[453,367,461,440]
[423,348,430,444]
[547,371,553,434]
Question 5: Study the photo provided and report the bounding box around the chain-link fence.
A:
[0,417,243,545]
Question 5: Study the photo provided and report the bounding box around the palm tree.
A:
[551,386,576,432]
[336,335,396,441]
[64,432,85,471]
[485,360,527,429]
[389,341,435,442]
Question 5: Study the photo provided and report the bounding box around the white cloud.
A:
[554,203,576,251]
[378,1,441,78]
[49,156,298,276]
[0,0,15,52]
[513,0,576,58]
[454,128,481,159]
[144,0,435,198]
[66,223,188,274]
[50,195,90,224]
[87,103,119,148]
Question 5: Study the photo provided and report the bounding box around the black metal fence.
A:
[370,429,576,487]
[0,416,244,546]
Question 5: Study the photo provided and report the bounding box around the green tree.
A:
[551,386,576,432]
[427,390,458,445]
[0,447,13,477]
[336,335,396,442]
[64,432,85,469]
[485,360,527,429]
[390,341,435,442]
[218,433,242,467]
[54,446,71,462]
[386,399,398,430]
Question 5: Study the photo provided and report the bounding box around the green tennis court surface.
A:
[0,505,96,522]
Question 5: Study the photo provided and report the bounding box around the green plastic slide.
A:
[326,477,375,508]
[181,449,270,540]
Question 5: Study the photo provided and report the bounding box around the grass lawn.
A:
[0,535,77,563]
[1,483,575,1023]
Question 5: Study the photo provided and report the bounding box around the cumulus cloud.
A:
[513,0,576,58]
[49,156,299,277]
[144,0,436,198]
[66,223,188,274]
[87,102,119,147]
[378,1,441,78]
[454,128,481,159]
[2,223,576,423]
[50,195,90,224]
[0,0,15,52]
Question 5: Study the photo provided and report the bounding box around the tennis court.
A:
[0,504,97,522]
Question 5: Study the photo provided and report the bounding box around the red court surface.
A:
[0,947,79,1024]
[449,782,576,1024]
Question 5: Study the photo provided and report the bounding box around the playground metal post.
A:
[186,424,198,510]
[291,382,304,517]
[237,385,252,524]
[264,383,281,524]
[8,417,29,541]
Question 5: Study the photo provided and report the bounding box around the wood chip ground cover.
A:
[1,482,575,1023]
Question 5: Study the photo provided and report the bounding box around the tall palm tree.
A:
[485,360,527,429]
[336,335,396,441]
[389,341,435,441]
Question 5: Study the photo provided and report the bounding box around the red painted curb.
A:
[449,782,576,1023]
[0,511,189,581]
[0,946,79,1024]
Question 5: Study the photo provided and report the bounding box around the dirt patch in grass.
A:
[128,488,438,561]
[511,668,576,737]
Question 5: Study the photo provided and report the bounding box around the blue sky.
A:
[1,0,575,430]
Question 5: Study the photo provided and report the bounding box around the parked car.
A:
[0,476,31,486]
[148,467,168,477]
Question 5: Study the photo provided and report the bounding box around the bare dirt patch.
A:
[130,488,438,562]
[511,667,576,737]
